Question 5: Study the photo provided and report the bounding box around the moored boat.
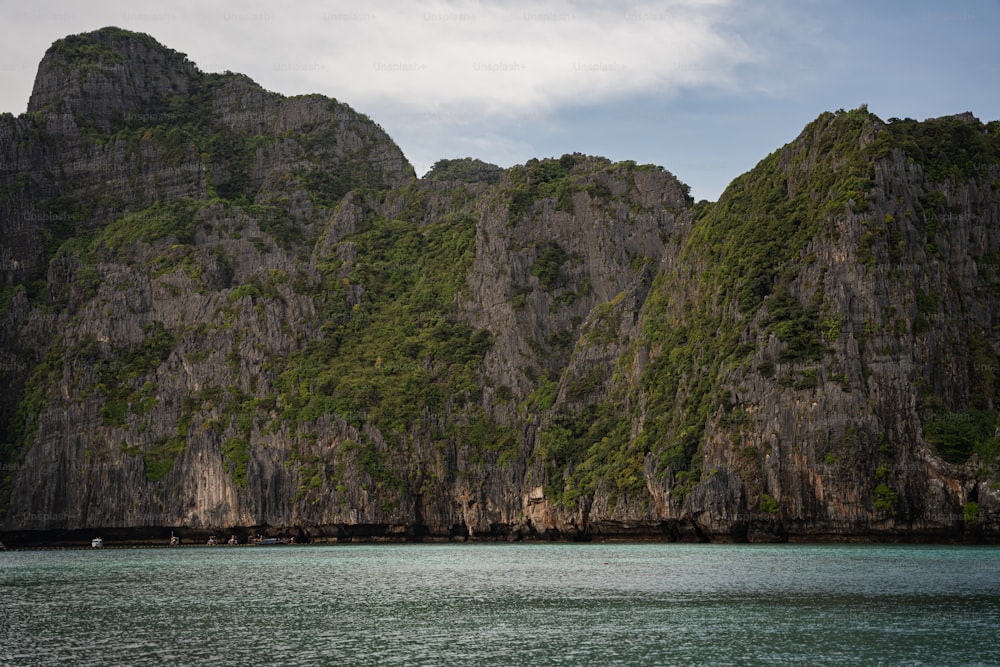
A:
[91,537,104,548]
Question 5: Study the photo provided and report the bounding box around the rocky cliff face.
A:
[627,111,1000,542]
[2,28,999,544]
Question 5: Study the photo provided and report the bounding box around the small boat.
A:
[91,537,104,548]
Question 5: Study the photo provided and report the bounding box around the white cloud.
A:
[246,0,756,119]
[0,0,761,125]
[0,0,809,194]
[0,0,995,202]
[0,1,749,111]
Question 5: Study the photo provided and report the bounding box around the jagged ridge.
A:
[2,29,1000,545]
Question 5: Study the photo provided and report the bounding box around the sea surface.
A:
[1,542,999,665]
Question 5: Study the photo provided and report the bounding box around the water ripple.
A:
[1,543,999,665]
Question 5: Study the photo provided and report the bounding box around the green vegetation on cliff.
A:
[873,114,1000,183]
[424,158,503,184]
[277,200,489,439]
[3,26,1000,539]
[537,107,1000,509]
[589,109,879,496]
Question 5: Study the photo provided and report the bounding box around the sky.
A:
[1,0,997,201]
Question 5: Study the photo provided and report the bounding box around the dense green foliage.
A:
[90,200,199,254]
[873,115,1000,183]
[922,409,1000,465]
[424,158,503,184]
[540,404,639,507]
[222,437,251,488]
[531,242,568,291]
[92,322,175,426]
[507,155,604,223]
[48,27,163,66]
[275,202,490,441]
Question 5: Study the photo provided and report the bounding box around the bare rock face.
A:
[460,156,684,405]
[2,30,999,545]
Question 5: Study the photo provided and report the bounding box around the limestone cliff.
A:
[2,29,999,544]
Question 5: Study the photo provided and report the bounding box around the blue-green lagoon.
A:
[2,543,999,665]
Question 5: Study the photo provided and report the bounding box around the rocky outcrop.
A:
[2,30,999,545]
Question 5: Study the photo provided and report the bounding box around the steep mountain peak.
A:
[43,26,186,61]
[4,26,414,286]
[28,27,200,131]
[785,105,884,155]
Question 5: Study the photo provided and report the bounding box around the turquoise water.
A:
[2,543,999,665]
